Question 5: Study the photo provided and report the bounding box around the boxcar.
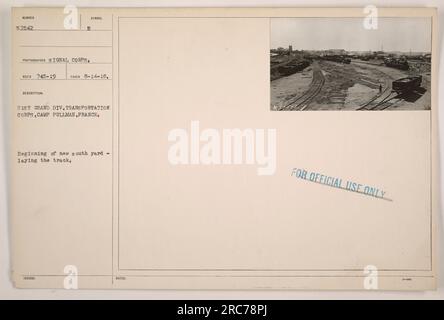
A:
[392,75,422,93]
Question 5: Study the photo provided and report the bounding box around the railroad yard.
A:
[270,51,431,111]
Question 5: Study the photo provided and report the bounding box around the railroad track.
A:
[372,93,403,110]
[357,78,391,110]
[361,91,403,110]
[282,62,325,110]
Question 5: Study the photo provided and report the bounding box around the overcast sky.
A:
[271,17,431,52]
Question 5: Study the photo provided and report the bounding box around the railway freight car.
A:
[384,57,409,70]
[270,59,310,80]
[322,55,351,64]
[392,75,422,93]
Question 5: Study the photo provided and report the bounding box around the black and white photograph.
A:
[270,18,432,111]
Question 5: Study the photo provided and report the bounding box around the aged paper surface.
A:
[10,7,438,290]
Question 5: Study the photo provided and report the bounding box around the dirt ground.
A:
[270,59,431,111]
[270,66,313,110]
